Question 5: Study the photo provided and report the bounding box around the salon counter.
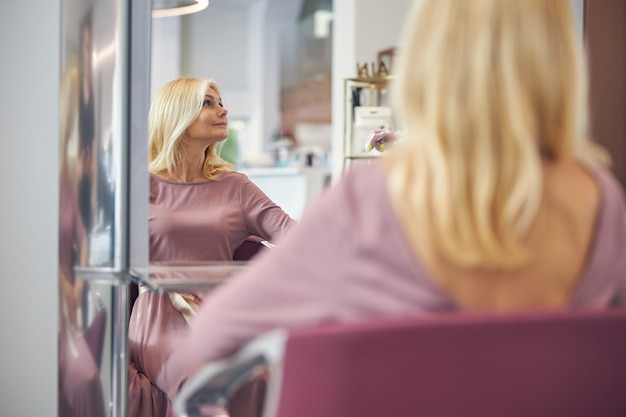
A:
[128,262,250,293]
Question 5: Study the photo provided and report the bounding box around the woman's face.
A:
[185,86,229,144]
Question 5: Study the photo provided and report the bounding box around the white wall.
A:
[0,0,60,415]
[181,5,251,90]
[151,16,182,100]
[354,0,416,64]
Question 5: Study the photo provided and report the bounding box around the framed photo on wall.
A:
[377,47,396,76]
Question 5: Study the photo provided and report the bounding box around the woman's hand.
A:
[366,129,400,152]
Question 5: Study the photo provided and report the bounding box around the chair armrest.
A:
[260,240,276,248]
[178,354,267,417]
[174,329,288,417]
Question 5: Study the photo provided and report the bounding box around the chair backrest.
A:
[273,309,626,417]
[233,236,268,261]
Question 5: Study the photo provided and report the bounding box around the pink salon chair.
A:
[174,308,626,417]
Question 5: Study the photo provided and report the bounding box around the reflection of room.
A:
[151,0,332,218]
[151,0,331,165]
[150,0,417,217]
[151,0,588,217]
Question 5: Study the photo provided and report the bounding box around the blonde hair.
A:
[384,0,608,268]
[149,77,232,179]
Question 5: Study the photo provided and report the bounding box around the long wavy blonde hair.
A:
[383,0,608,268]
[148,77,233,180]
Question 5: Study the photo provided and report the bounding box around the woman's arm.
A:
[239,175,297,242]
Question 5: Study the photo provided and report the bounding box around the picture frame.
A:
[377,47,396,76]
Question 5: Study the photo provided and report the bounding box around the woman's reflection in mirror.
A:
[127,76,296,417]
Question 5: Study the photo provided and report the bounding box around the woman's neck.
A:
[156,159,207,182]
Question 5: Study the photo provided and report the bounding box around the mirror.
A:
[150,0,332,220]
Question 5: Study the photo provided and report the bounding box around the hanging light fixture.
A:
[152,0,209,18]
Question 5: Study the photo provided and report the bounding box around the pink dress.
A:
[163,162,626,398]
[128,172,295,417]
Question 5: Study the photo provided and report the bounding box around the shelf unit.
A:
[342,75,394,172]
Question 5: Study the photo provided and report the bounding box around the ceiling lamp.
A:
[152,0,209,18]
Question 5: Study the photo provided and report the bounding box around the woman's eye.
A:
[202,100,212,107]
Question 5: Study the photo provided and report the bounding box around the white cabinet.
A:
[241,167,331,219]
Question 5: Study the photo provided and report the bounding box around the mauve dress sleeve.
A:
[598,169,626,305]
[568,168,626,307]
[238,174,296,242]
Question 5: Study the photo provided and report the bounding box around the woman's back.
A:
[408,159,602,310]
[166,160,626,385]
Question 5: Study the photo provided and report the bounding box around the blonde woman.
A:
[128,77,295,417]
[165,0,626,401]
